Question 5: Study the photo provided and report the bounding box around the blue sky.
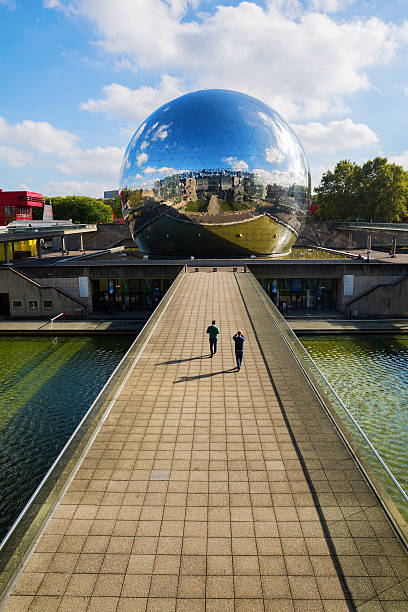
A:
[1,0,408,197]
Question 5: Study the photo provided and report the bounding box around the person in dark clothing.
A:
[233,330,245,370]
[206,320,220,357]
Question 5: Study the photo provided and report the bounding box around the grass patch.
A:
[184,200,208,212]
[220,200,249,212]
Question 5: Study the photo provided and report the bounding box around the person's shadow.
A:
[174,368,237,383]
[157,355,211,365]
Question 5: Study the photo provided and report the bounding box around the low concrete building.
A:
[0,267,88,318]
[249,260,408,316]
[0,248,406,319]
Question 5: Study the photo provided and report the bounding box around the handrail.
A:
[50,311,66,323]
[247,272,408,506]
[333,222,408,232]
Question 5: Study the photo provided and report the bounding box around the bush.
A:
[47,196,114,224]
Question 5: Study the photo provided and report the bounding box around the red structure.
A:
[0,189,43,225]
[310,202,319,216]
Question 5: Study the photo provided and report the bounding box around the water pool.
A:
[0,335,134,542]
[300,334,408,497]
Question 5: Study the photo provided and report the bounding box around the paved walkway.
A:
[3,272,408,611]
[344,249,408,264]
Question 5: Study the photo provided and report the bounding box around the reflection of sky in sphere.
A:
[120,89,310,191]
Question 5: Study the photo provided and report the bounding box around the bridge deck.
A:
[4,272,408,611]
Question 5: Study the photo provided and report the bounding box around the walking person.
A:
[233,330,245,370]
[206,320,220,357]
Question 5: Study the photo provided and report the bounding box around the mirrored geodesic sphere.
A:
[120,89,310,257]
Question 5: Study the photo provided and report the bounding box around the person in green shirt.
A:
[206,320,220,357]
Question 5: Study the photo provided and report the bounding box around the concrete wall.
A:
[345,277,408,317]
[250,261,407,279]
[31,276,93,313]
[65,223,132,251]
[298,221,408,250]
[0,268,88,318]
[297,221,354,249]
[336,274,402,312]
[24,264,183,282]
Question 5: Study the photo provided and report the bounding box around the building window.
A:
[16,207,31,219]
[44,300,53,310]
[259,277,337,312]
[28,300,38,310]
[92,277,172,313]
[4,206,15,218]
[12,300,22,310]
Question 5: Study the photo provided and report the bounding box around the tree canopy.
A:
[48,196,114,224]
[314,157,408,222]
[103,194,123,219]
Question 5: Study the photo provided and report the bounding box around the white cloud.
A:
[253,167,306,187]
[63,0,408,121]
[265,146,285,164]
[0,116,80,157]
[57,145,124,180]
[0,145,33,167]
[0,115,123,190]
[292,118,379,153]
[309,162,332,188]
[167,0,198,18]
[81,75,185,124]
[158,166,188,174]
[389,150,408,170]
[44,180,108,198]
[137,152,148,166]
[267,0,356,18]
[152,124,169,141]
[223,157,249,171]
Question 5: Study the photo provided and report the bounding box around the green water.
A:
[300,335,408,497]
[281,247,351,260]
[117,246,351,260]
[0,335,133,541]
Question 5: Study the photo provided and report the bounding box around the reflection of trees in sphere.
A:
[120,89,311,256]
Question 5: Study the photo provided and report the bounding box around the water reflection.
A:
[301,335,408,495]
[0,336,133,541]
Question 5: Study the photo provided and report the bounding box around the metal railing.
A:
[50,312,66,326]
[0,268,186,604]
[246,271,408,546]
[334,222,408,233]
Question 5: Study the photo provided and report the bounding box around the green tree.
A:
[314,160,360,220]
[314,157,408,222]
[104,194,123,219]
[358,158,408,222]
[48,196,114,224]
